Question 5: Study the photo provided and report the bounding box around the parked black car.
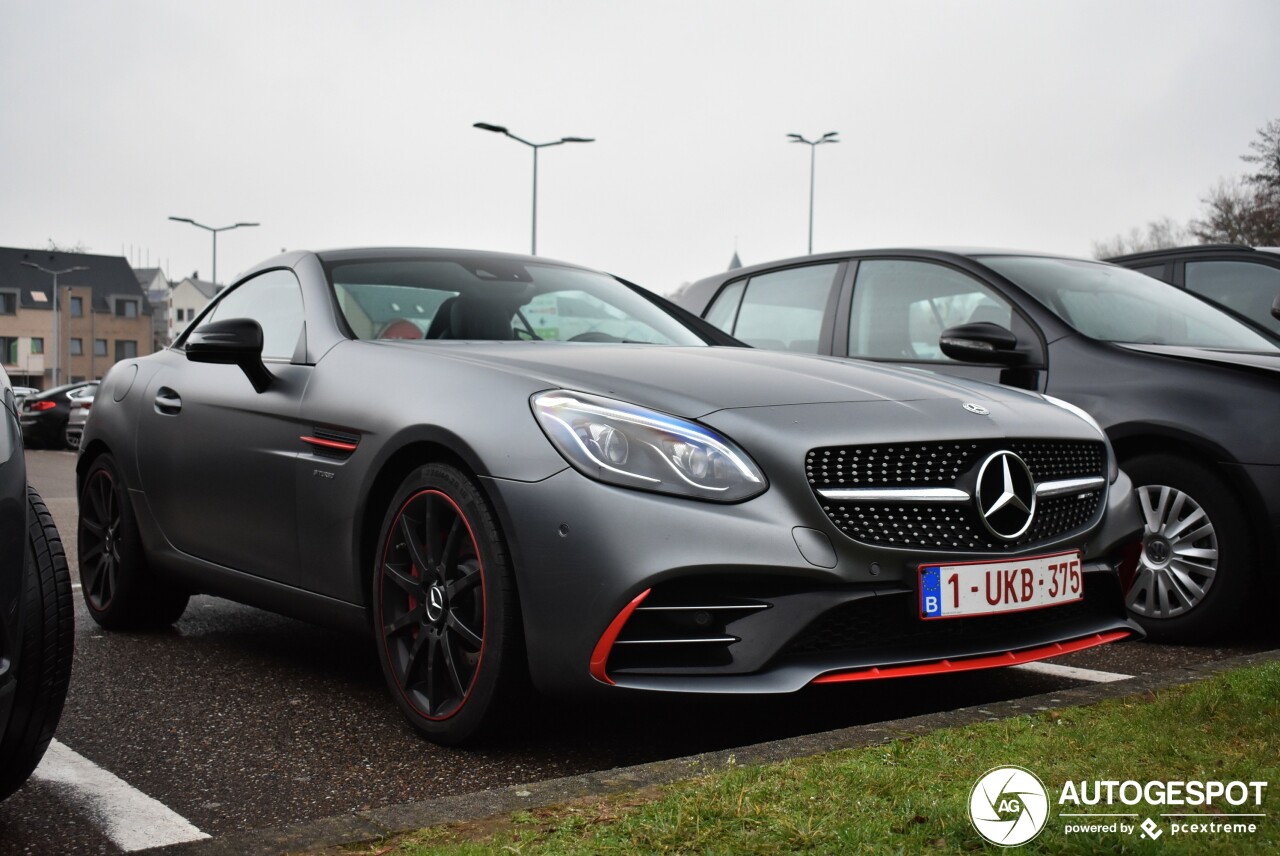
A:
[675,249,1280,641]
[77,247,1140,744]
[19,381,98,449]
[1,368,74,801]
[1108,244,1280,338]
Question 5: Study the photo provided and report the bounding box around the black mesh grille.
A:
[806,442,978,488]
[808,439,1106,551]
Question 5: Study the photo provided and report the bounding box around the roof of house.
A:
[173,277,222,300]
[0,246,153,314]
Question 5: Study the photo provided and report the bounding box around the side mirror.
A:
[1271,293,1280,322]
[939,321,1026,366]
[186,318,273,393]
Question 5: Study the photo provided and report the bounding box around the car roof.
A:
[1104,244,1279,264]
[689,246,1093,287]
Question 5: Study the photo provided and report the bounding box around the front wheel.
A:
[78,454,189,630]
[1122,454,1253,642]
[372,463,527,744]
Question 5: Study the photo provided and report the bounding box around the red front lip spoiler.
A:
[810,630,1132,685]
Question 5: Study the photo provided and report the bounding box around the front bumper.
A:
[484,466,1143,697]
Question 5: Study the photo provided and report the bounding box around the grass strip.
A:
[346,662,1280,854]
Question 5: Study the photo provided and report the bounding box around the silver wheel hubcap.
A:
[1128,484,1218,619]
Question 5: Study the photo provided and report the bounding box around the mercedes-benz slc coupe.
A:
[76,248,1141,744]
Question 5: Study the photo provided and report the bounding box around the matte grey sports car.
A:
[77,248,1142,744]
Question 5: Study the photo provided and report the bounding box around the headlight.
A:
[1043,394,1119,483]
[531,390,767,502]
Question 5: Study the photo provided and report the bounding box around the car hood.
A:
[381,341,1043,418]
[1115,343,1280,376]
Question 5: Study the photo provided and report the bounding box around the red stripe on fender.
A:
[589,589,652,686]
[300,435,358,453]
[810,630,1132,685]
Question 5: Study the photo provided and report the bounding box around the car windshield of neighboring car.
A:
[328,257,705,346]
[979,255,1280,353]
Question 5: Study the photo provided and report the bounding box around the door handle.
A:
[154,388,182,415]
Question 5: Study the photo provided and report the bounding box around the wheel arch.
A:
[1109,427,1274,569]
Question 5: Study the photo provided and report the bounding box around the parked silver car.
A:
[65,390,95,450]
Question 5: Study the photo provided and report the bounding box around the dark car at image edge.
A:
[77,247,1141,744]
[675,247,1280,642]
[0,368,74,801]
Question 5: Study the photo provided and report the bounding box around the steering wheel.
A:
[567,331,621,343]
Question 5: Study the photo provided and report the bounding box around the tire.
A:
[0,486,75,802]
[77,453,189,630]
[372,463,527,745]
[1122,453,1254,642]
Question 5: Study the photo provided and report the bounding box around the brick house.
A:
[0,247,155,389]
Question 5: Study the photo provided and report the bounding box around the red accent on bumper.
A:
[589,589,651,686]
[809,630,1132,685]
[300,435,358,453]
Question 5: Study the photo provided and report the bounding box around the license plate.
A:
[919,551,1082,620]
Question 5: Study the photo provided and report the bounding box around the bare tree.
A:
[1242,118,1280,191]
[1092,217,1189,258]
[1189,177,1280,245]
[44,238,91,253]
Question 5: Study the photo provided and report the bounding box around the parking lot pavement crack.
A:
[142,648,1280,856]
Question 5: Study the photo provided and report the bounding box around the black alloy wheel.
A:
[78,454,189,630]
[374,463,525,744]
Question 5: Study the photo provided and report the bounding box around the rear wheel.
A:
[372,463,526,744]
[1122,454,1253,642]
[0,486,75,802]
[78,454,189,629]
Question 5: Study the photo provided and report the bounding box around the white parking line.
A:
[32,740,210,851]
[1013,662,1133,683]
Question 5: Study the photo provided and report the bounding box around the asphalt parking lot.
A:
[4,449,1276,855]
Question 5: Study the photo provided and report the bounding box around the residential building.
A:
[167,276,221,344]
[1,247,155,389]
[135,266,171,352]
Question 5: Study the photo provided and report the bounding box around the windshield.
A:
[979,255,1279,353]
[327,256,704,346]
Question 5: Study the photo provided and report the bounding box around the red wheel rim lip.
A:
[378,488,487,722]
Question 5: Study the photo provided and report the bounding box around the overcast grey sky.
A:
[2,0,1277,294]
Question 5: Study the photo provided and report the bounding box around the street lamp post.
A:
[473,123,594,255]
[21,261,87,387]
[787,132,839,254]
[168,217,260,286]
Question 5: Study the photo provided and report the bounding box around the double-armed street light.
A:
[787,131,839,254]
[20,261,88,386]
[168,217,259,286]
[473,123,594,255]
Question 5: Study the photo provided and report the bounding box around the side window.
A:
[729,264,837,353]
[1132,264,1171,282]
[849,260,1013,361]
[197,269,304,360]
[1185,261,1280,335]
[704,280,746,334]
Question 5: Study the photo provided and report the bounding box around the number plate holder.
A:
[919,550,1083,620]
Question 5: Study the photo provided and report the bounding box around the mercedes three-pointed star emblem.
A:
[976,451,1037,540]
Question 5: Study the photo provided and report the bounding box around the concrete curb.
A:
[148,648,1280,855]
